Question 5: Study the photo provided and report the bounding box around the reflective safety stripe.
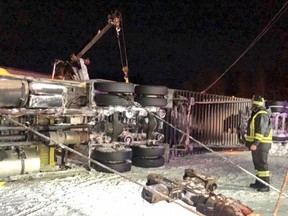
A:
[0,181,6,186]
[262,129,272,143]
[245,137,254,142]
[246,110,272,143]
[255,133,264,141]
[257,170,270,177]
[253,100,264,106]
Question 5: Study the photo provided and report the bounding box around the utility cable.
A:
[202,1,288,93]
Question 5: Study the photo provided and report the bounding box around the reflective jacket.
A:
[245,108,272,146]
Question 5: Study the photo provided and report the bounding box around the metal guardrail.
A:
[164,89,251,148]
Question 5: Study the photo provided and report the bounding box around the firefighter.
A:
[245,95,272,192]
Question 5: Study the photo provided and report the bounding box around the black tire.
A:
[95,94,133,106]
[92,160,132,173]
[91,147,132,161]
[131,145,165,158]
[94,82,135,93]
[267,101,287,113]
[135,97,167,107]
[135,85,168,95]
[132,156,165,168]
[272,136,287,142]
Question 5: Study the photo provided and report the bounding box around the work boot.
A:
[256,176,270,192]
[257,186,270,192]
[249,177,260,189]
[249,182,260,189]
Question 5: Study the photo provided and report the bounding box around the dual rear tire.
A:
[90,145,167,172]
[90,147,132,173]
[131,145,165,168]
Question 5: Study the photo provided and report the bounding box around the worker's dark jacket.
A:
[245,108,272,147]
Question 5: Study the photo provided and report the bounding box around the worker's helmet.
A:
[251,95,265,111]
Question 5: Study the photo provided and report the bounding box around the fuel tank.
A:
[0,148,40,178]
[45,131,90,145]
[0,79,29,107]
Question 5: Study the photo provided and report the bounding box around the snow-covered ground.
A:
[0,150,287,216]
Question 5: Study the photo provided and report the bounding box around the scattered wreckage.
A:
[142,169,257,216]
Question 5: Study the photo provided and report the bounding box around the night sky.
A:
[1,1,288,99]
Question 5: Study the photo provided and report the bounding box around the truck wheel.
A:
[131,145,165,158]
[135,85,168,95]
[266,101,287,113]
[272,136,287,142]
[92,160,132,173]
[95,94,133,106]
[132,156,164,168]
[135,97,167,107]
[91,147,132,161]
[94,82,135,93]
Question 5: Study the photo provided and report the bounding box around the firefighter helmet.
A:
[252,95,265,107]
[251,95,265,112]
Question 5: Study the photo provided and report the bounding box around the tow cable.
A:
[151,112,288,198]
[4,116,203,216]
[3,96,287,216]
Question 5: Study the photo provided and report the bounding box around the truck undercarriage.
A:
[0,75,169,178]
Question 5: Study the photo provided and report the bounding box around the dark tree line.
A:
[1,1,287,100]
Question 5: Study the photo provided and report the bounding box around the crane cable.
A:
[116,14,129,83]
[202,1,288,94]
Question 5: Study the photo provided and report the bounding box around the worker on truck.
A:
[70,54,90,81]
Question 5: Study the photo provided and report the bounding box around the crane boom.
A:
[76,11,121,58]
[76,23,113,59]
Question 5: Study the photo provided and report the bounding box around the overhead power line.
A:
[202,1,288,94]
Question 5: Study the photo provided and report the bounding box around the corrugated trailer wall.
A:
[164,89,251,149]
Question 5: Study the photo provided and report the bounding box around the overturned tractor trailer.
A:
[0,71,286,178]
[0,73,170,178]
[0,10,170,178]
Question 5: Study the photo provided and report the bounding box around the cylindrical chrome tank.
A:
[0,148,40,178]
[29,82,68,95]
[28,95,64,108]
[0,79,29,107]
[46,131,90,145]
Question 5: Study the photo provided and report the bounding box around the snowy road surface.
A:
[0,151,287,216]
